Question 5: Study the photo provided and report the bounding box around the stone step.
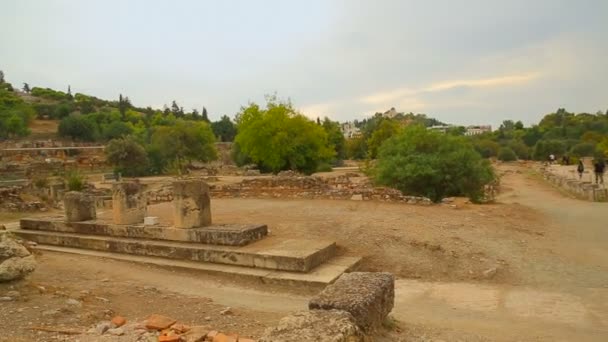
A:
[13,229,336,272]
[31,245,362,289]
[20,217,267,246]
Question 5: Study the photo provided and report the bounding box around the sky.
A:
[1,0,607,127]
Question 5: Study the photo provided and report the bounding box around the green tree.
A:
[570,142,597,158]
[58,115,97,141]
[103,121,134,140]
[322,117,346,160]
[532,140,567,160]
[473,139,500,158]
[507,140,530,160]
[234,97,334,174]
[0,70,4,83]
[202,107,209,122]
[22,83,30,93]
[345,136,367,160]
[367,119,401,159]
[106,136,150,176]
[374,126,495,203]
[211,115,237,142]
[497,147,518,161]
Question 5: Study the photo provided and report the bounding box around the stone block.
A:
[112,182,146,225]
[259,310,363,342]
[173,179,212,228]
[63,191,96,222]
[308,272,394,332]
[144,216,159,226]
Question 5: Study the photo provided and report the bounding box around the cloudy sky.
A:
[1,0,606,126]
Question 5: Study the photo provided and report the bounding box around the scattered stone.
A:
[101,278,110,282]
[182,326,210,342]
[170,323,190,333]
[6,290,20,297]
[220,307,233,315]
[145,314,177,330]
[36,285,46,293]
[204,316,211,321]
[107,327,125,336]
[96,296,110,303]
[482,266,498,279]
[42,309,60,316]
[260,310,363,342]
[0,233,36,282]
[111,315,127,327]
[0,296,13,301]
[159,335,181,342]
[95,321,112,335]
[66,298,82,307]
[309,272,395,332]
[350,194,363,201]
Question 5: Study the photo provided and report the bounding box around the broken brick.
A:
[145,314,177,330]
[111,315,126,327]
[159,335,181,342]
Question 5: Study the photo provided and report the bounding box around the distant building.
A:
[427,125,453,134]
[341,122,362,139]
[464,125,492,136]
[382,107,399,119]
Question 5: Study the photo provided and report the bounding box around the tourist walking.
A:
[594,159,605,185]
[577,160,585,180]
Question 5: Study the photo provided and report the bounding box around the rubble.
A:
[259,310,363,342]
[0,233,36,282]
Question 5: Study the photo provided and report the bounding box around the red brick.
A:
[159,335,180,342]
[145,314,177,330]
[111,315,126,327]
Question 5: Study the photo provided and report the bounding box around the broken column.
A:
[63,191,96,222]
[173,179,211,228]
[112,181,147,225]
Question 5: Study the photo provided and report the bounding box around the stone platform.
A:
[20,217,267,246]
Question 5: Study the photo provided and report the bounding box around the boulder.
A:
[0,234,36,282]
[260,310,363,342]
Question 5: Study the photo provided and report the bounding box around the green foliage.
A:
[321,117,346,161]
[0,87,33,138]
[497,147,518,161]
[570,142,597,158]
[507,140,530,160]
[532,139,567,160]
[234,97,334,174]
[211,115,237,142]
[65,171,85,191]
[374,126,495,203]
[103,121,133,140]
[106,136,150,176]
[473,139,500,158]
[30,87,71,101]
[367,119,401,159]
[345,136,367,160]
[58,115,97,141]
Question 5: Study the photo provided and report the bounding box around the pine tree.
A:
[171,100,180,115]
[0,70,5,83]
[22,83,30,93]
[118,94,128,119]
[192,109,200,120]
[316,117,321,125]
[67,85,72,95]
[202,107,210,122]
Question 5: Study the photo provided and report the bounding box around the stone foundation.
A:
[541,166,607,202]
[112,182,147,224]
[173,179,212,228]
[259,310,364,342]
[309,272,395,332]
[63,191,96,222]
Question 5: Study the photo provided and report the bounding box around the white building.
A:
[341,122,362,139]
[427,125,453,134]
[464,125,492,136]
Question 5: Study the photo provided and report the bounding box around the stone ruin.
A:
[173,179,212,229]
[112,181,147,225]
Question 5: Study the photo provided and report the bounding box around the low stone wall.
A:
[541,166,607,202]
[147,175,433,205]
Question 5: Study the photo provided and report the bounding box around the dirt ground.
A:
[2,162,608,341]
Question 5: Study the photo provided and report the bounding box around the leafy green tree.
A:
[367,119,401,159]
[106,136,150,176]
[497,147,518,161]
[532,140,567,160]
[507,140,530,159]
[58,115,97,141]
[322,117,346,160]
[345,136,367,160]
[0,70,4,83]
[234,98,334,174]
[374,126,495,203]
[211,115,237,142]
[472,139,500,158]
[22,83,30,93]
[202,107,209,122]
[570,142,597,158]
[514,121,524,130]
[103,121,133,140]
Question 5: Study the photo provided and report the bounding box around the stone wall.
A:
[541,165,607,202]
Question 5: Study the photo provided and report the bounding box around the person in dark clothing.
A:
[577,160,585,180]
[594,159,606,184]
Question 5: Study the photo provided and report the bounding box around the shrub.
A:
[497,147,518,161]
[532,140,566,160]
[374,126,495,203]
[106,136,150,177]
[473,139,500,158]
[65,171,85,191]
[58,115,97,141]
[507,140,530,159]
[570,142,597,158]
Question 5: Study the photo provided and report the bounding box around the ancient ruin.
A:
[112,181,147,225]
[63,191,96,222]
[172,179,212,228]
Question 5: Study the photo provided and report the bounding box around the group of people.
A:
[577,158,606,185]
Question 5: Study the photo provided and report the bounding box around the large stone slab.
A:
[259,310,364,342]
[309,272,395,332]
[173,179,212,228]
[112,182,147,224]
[12,230,336,272]
[63,191,96,222]
[20,218,267,246]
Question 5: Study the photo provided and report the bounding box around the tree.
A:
[0,70,4,83]
[202,107,209,122]
[570,142,597,158]
[374,126,495,203]
[508,140,530,160]
[316,117,321,125]
[67,85,72,96]
[514,121,524,130]
[171,100,180,115]
[321,117,346,160]
[497,147,518,161]
[345,136,367,160]
[211,115,237,142]
[118,94,128,120]
[366,119,401,159]
[22,83,30,93]
[106,136,150,176]
[473,139,500,158]
[58,115,97,141]
[103,121,133,140]
[234,98,334,174]
[192,108,200,120]
[532,140,567,160]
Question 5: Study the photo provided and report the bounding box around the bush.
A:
[374,126,495,203]
[106,136,150,176]
[570,142,596,158]
[65,171,85,191]
[507,140,530,159]
[497,147,518,161]
[473,139,500,158]
[532,140,567,160]
[58,115,97,141]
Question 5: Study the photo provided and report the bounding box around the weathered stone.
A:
[63,191,96,222]
[308,272,394,332]
[0,234,36,282]
[95,321,112,334]
[259,310,364,342]
[173,179,212,228]
[111,315,126,327]
[145,314,177,330]
[107,327,125,336]
[112,181,147,224]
